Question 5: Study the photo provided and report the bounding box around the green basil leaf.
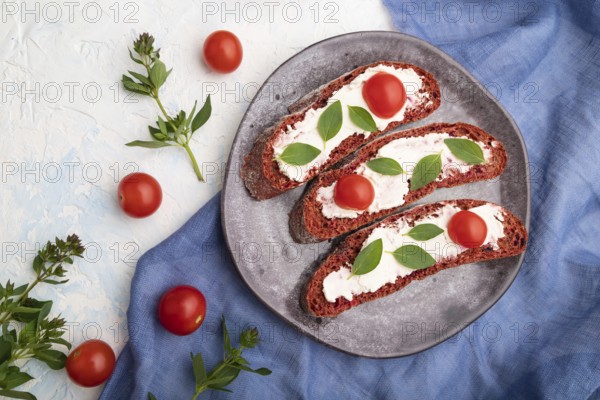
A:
[207,365,240,388]
[317,100,343,142]
[348,105,377,132]
[126,140,173,148]
[12,285,28,296]
[33,349,66,370]
[128,49,144,65]
[0,340,12,364]
[11,306,42,314]
[157,117,167,135]
[191,95,212,133]
[2,326,16,342]
[206,386,233,393]
[352,239,383,276]
[230,364,272,376]
[13,302,43,323]
[391,245,436,269]
[48,337,71,350]
[3,370,33,390]
[177,110,186,124]
[191,353,207,388]
[444,138,485,164]
[147,393,158,400]
[18,320,37,343]
[404,224,444,241]
[149,125,172,141]
[149,59,168,89]
[150,131,169,141]
[122,75,151,95]
[127,70,151,86]
[366,157,404,175]
[410,153,442,191]
[222,316,231,355]
[0,389,37,400]
[32,256,43,275]
[187,101,197,127]
[278,143,321,166]
[36,302,52,330]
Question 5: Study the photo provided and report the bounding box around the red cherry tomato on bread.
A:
[158,285,207,336]
[334,174,375,211]
[203,30,243,73]
[66,340,116,387]
[447,210,488,248]
[362,72,407,119]
[118,172,162,218]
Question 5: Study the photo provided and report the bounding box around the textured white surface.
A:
[0,0,393,398]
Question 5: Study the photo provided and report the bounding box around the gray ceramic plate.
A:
[221,31,530,358]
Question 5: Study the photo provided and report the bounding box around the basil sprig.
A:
[410,152,442,190]
[122,33,211,182]
[349,239,383,278]
[348,105,377,132]
[404,224,444,241]
[366,157,404,175]
[278,143,321,166]
[390,245,436,269]
[148,316,271,400]
[317,100,343,143]
[0,235,86,399]
[444,138,485,164]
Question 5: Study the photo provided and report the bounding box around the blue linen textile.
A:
[101,1,600,398]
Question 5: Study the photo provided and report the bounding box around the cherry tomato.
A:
[362,72,407,119]
[66,340,116,387]
[333,174,375,211]
[158,285,207,336]
[447,210,488,248]
[203,30,243,73]
[118,172,162,218]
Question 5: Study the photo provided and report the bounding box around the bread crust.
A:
[303,199,528,318]
[241,61,441,200]
[289,122,508,243]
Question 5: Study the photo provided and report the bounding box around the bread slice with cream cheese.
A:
[303,199,527,318]
[290,123,507,243]
[242,61,441,200]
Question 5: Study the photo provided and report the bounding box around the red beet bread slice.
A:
[242,61,441,200]
[290,122,508,243]
[304,199,528,318]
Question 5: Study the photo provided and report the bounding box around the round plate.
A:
[221,31,530,358]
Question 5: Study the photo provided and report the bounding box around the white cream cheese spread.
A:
[316,133,495,219]
[271,64,429,182]
[322,204,505,303]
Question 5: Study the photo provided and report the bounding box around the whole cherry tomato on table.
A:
[118,172,162,218]
[362,72,407,119]
[158,285,207,336]
[66,340,116,387]
[447,210,488,248]
[334,174,375,211]
[203,30,243,73]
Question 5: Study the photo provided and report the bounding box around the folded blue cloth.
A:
[101,1,600,398]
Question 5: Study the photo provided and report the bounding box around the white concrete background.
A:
[0,0,393,398]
